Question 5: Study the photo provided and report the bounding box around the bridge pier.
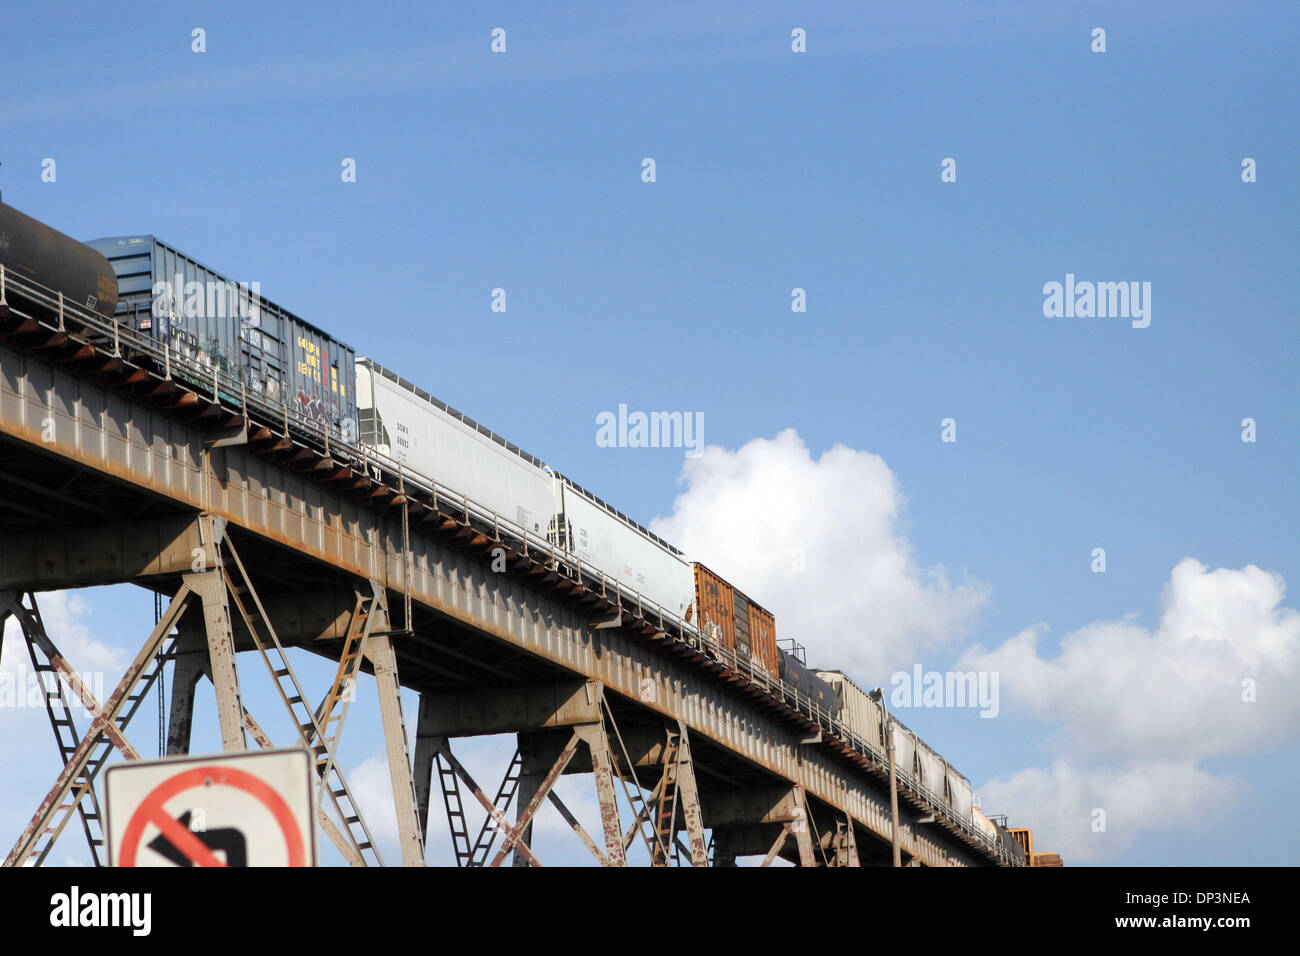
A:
[511,734,547,867]
[0,329,1009,867]
[188,564,247,753]
[2,528,397,868]
[164,628,207,755]
[365,626,425,867]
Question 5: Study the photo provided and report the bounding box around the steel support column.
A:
[575,721,626,867]
[827,815,861,867]
[186,567,246,752]
[791,785,818,867]
[366,627,425,866]
[673,721,709,867]
[165,628,207,756]
[412,695,442,845]
[512,734,547,868]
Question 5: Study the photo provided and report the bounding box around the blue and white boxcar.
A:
[86,235,358,437]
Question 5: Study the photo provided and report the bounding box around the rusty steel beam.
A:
[412,696,440,843]
[791,786,818,867]
[218,535,383,866]
[165,629,208,755]
[488,730,580,867]
[188,566,247,753]
[575,722,626,867]
[511,737,544,868]
[543,789,609,866]
[366,626,426,867]
[761,826,791,868]
[3,585,193,867]
[0,340,996,867]
[620,773,668,854]
[674,722,709,867]
[436,743,542,868]
[310,586,380,810]
[827,814,861,867]
[413,680,602,738]
[238,705,364,867]
[5,592,112,864]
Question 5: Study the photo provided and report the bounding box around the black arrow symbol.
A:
[147,810,248,867]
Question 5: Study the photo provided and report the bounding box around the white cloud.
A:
[651,429,989,680]
[980,759,1243,863]
[965,559,1298,862]
[343,755,401,850]
[960,559,1300,761]
[2,590,125,677]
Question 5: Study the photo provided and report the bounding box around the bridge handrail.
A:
[0,265,1012,863]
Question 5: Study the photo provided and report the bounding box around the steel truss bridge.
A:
[0,267,1018,868]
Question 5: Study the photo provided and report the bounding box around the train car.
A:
[1000,826,1028,865]
[916,739,948,804]
[776,645,837,711]
[0,201,118,318]
[945,764,974,821]
[973,807,1000,843]
[6,203,1039,859]
[555,476,695,620]
[689,563,780,674]
[815,670,885,752]
[86,234,358,435]
[890,720,918,782]
[1006,827,1061,866]
[355,357,555,538]
[733,590,779,676]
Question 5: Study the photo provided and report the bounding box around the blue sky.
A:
[1,1,1296,866]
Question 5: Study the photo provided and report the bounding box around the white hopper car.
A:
[355,357,696,622]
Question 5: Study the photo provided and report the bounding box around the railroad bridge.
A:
[0,269,1014,868]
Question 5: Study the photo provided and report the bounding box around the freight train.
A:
[0,201,1032,863]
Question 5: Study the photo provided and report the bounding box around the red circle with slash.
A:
[118,765,306,867]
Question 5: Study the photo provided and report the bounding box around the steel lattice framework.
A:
[0,267,1018,868]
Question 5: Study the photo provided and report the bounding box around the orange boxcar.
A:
[747,601,779,675]
[692,563,735,650]
[691,563,778,675]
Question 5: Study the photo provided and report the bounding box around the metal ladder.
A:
[467,749,523,866]
[310,591,374,784]
[15,604,178,867]
[220,557,383,867]
[21,598,107,866]
[652,729,683,866]
[435,751,475,866]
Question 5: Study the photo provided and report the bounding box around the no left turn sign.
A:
[105,749,316,867]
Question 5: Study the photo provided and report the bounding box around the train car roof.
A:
[86,234,355,349]
[359,356,551,470]
[359,356,684,557]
